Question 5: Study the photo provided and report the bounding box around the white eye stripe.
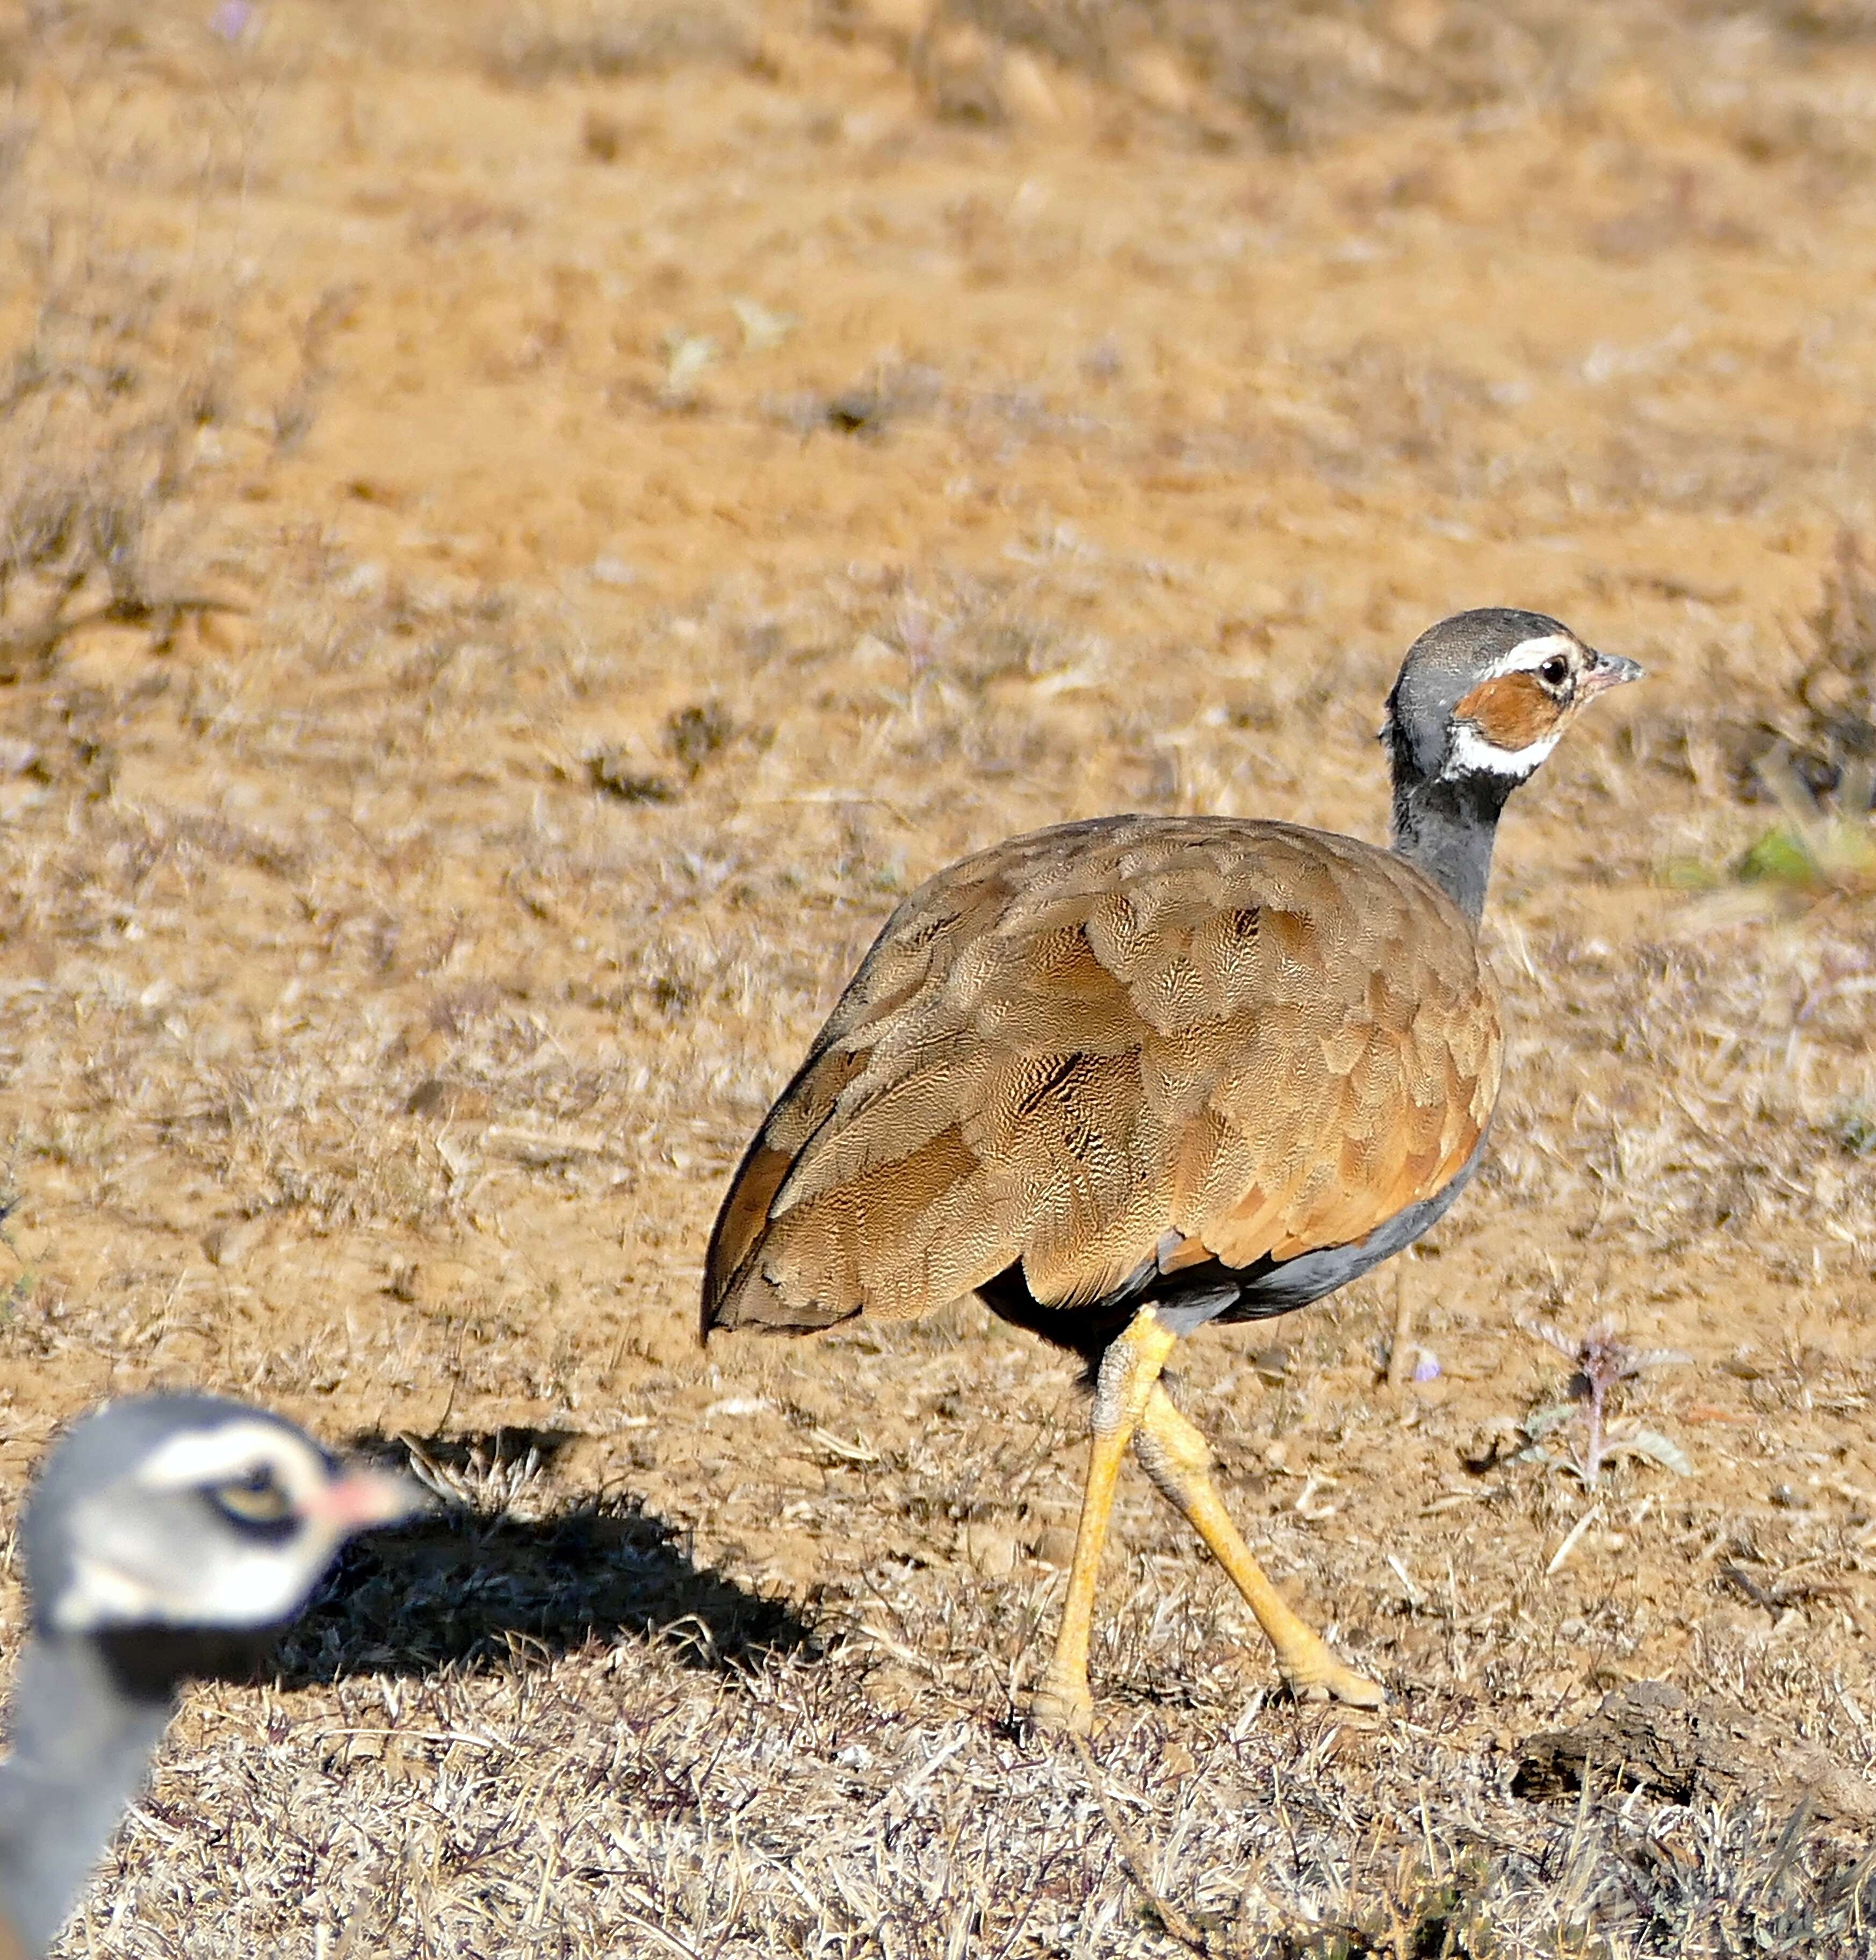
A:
[1491,632,1577,679]
[135,1421,326,1504]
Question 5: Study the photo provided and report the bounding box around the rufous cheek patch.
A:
[1453,671,1565,751]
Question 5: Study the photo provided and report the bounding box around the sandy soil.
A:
[1,2,1874,1952]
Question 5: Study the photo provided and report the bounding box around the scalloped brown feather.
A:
[703,814,1501,1338]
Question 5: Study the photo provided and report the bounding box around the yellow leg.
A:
[1029,1308,1179,1735]
[1134,1383,1386,1708]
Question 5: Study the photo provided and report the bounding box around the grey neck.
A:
[1388,770,1513,927]
[0,1634,176,1957]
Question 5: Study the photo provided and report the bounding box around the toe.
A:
[1279,1656,1387,1710]
[1028,1683,1096,1736]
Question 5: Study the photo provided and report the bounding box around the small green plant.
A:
[2,1269,34,1322]
[1733,747,1876,895]
[0,1184,28,1324]
[1832,1101,1876,1155]
[666,701,734,776]
[1517,1317,1692,1486]
[1264,1854,1509,1959]
[1666,536,1876,905]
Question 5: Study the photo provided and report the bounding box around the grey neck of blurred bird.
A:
[1388,765,1514,927]
[0,1633,176,1958]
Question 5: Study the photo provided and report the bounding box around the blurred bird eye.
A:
[212,1468,293,1524]
[1538,654,1571,689]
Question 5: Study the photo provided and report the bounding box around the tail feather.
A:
[703,1259,861,1338]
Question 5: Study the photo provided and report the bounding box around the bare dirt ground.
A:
[2,1,1876,1952]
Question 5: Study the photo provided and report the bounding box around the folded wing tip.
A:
[702,1257,863,1338]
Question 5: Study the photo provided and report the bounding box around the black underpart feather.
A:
[978,1253,1284,1377]
[93,1623,285,1700]
[976,1129,1489,1377]
[1385,763,1516,928]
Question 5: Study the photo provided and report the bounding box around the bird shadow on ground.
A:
[268,1426,817,1688]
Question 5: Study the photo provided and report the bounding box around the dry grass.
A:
[0,0,1874,1953]
[865,0,1876,163]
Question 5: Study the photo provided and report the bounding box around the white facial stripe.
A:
[1490,632,1577,679]
[135,1421,327,1505]
[54,1551,164,1631]
[1442,719,1562,781]
[54,1534,340,1632]
[135,1540,338,1628]
[49,1460,357,1634]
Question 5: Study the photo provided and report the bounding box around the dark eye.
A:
[211,1467,293,1525]
[1538,654,1571,690]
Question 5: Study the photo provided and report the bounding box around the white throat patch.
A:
[54,1545,167,1632]
[1441,719,1561,782]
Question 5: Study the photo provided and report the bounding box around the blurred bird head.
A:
[24,1395,425,1640]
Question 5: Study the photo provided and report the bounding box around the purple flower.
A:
[1412,1355,1441,1382]
[210,1,253,42]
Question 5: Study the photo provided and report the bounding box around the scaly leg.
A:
[1029,1308,1179,1735]
[1134,1382,1385,1708]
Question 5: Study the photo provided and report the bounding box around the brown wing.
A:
[702,814,1501,1336]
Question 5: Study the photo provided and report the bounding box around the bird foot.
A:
[1026,1678,1096,1736]
[1278,1652,1387,1709]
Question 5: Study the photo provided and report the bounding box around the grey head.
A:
[1381,607,1642,924]
[0,1394,423,1958]
[22,1392,419,1648]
